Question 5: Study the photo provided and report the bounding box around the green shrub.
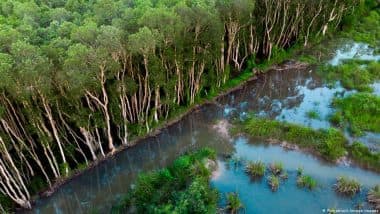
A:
[112,148,218,213]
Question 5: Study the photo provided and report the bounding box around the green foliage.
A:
[245,160,265,178]
[334,176,361,196]
[226,192,244,214]
[269,161,284,175]
[306,110,320,120]
[367,185,380,209]
[297,175,317,190]
[112,148,218,213]
[331,93,380,136]
[348,142,380,171]
[267,175,280,192]
[298,55,318,64]
[241,116,347,161]
[0,193,13,212]
[342,9,380,46]
[319,60,380,92]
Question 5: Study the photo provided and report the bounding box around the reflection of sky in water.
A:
[329,43,380,66]
[276,76,350,129]
[211,137,380,213]
[372,82,380,96]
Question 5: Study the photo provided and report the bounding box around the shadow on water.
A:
[26,42,380,213]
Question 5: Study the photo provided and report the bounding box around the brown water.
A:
[25,43,380,214]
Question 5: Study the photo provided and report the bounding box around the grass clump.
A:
[297,175,318,190]
[226,192,244,214]
[267,175,280,192]
[342,9,380,47]
[367,185,380,210]
[111,148,218,213]
[306,110,320,120]
[348,142,380,171]
[269,161,284,175]
[334,176,361,196]
[245,161,265,178]
[241,117,347,161]
[319,60,380,92]
[331,93,380,136]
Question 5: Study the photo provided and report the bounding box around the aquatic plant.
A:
[367,185,380,210]
[297,175,317,190]
[241,117,347,161]
[280,172,288,180]
[111,148,218,213]
[226,192,244,214]
[349,142,380,171]
[245,161,266,178]
[269,162,284,175]
[334,176,361,196]
[268,175,280,192]
[306,110,320,120]
[297,166,304,176]
[319,60,380,93]
[332,93,380,136]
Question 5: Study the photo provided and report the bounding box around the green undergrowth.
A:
[341,7,380,47]
[111,148,218,214]
[331,93,380,136]
[318,60,380,92]
[240,117,347,161]
[348,142,380,171]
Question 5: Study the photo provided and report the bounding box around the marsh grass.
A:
[318,60,380,93]
[297,175,317,190]
[241,117,347,161]
[331,93,380,136]
[269,161,284,175]
[268,175,280,192]
[306,110,320,120]
[367,185,380,210]
[334,176,361,196]
[349,142,380,171]
[245,161,265,178]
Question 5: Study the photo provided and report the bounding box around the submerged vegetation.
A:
[241,117,347,161]
[111,148,218,213]
[334,176,361,196]
[331,93,380,136]
[0,0,364,208]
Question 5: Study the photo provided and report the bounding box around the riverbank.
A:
[9,2,380,212]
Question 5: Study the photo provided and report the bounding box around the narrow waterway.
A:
[27,42,380,214]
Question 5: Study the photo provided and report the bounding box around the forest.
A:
[0,0,367,210]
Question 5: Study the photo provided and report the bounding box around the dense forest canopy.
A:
[0,0,364,210]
